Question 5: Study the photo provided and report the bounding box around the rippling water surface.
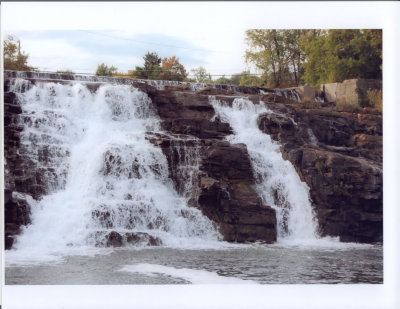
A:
[6,243,382,285]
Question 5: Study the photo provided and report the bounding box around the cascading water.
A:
[165,137,202,207]
[210,97,319,243]
[4,77,382,285]
[5,70,304,99]
[9,79,220,256]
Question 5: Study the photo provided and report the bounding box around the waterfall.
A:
[210,97,319,243]
[164,137,202,207]
[5,71,301,99]
[9,79,220,254]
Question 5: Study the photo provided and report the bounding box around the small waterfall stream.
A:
[210,97,319,243]
[9,79,220,255]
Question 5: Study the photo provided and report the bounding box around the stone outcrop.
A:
[4,72,383,247]
[197,141,276,242]
[4,91,34,249]
[258,100,383,243]
[4,75,278,247]
[145,90,277,243]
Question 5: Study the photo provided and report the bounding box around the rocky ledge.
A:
[145,89,277,243]
[4,75,382,248]
[257,98,382,243]
[145,88,382,243]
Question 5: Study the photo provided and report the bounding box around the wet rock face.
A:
[197,141,276,243]
[4,191,32,249]
[147,90,277,243]
[5,77,278,248]
[4,74,382,247]
[93,231,163,247]
[258,101,383,243]
[298,148,382,242]
[4,91,34,249]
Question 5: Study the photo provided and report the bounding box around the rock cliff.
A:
[4,73,382,248]
[257,99,382,243]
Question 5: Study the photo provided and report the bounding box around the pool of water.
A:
[5,242,383,284]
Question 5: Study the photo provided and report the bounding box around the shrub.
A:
[367,89,382,112]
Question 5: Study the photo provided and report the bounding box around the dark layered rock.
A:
[4,191,32,249]
[197,141,276,243]
[257,100,383,243]
[4,72,382,247]
[150,132,278,243]
[296,147,382,242]
[4,91,35,249]
[146,89,277,242]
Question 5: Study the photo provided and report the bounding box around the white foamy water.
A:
[8,80,220,261]
[119,263,258,284]
[210,97,319,243]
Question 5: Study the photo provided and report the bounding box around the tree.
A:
[95,63,117,76]
[4,35,33,71]
[299,29,382,86]
[132,52,162,80]
[229,73,242,85]
[245,30,307,87]
[298,30,328,86]
[159,56,187,81]
[283,30,307,85]
[190,66,212,83]
[56,69,75,75]
[239,71,263,87]
[214,75,231,85]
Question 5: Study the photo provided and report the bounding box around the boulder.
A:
[125,232,162,246]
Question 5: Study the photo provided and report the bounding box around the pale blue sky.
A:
[2,1,394,80]
[5,30,217,74]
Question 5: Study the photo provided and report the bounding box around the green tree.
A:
[95,63,117,76]
[229,73,242,85]
[159,56,187,81]
[190,66,212,83]
[245,30,306,87]
[239,71,263,87]
[4,35,33,71]
[132,52,162,80]
[214,75,231,85]
[56,69,75,75]
[298,30,328,86]
[299,29,382,86]
[283,30,307,85]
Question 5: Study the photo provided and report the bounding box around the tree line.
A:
[244,29,382,87]
[4,30,382,88]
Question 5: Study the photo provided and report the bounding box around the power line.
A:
[31,67,264,78]
[80,30,226,54]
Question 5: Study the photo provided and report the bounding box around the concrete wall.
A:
[322,82,339,102]
[321,79,382,106]
[293,85,316,102]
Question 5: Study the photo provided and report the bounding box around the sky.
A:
[3,2,259,76]
[1,1,394,77]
